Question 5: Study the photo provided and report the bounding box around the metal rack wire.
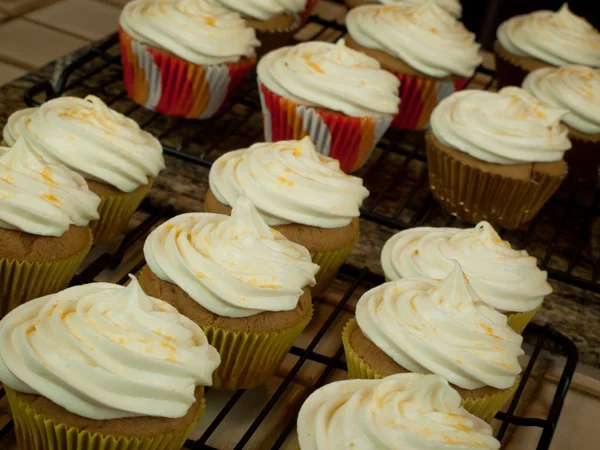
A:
[0,6,583,449]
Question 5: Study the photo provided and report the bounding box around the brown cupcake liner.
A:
[494,40,551,89]
[564,128,600,186]
[250,0,317,57]
[426,133,566,230]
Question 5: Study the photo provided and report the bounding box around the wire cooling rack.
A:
[1,3,583,448]
[0,201,579,449]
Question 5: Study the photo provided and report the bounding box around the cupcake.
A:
[119,0,260,119]
[3,95,165,244]
[381,221,552,333]
[345,0,463,18]
[141,196,319,389]
[257,39,400,173]
[212,0,318,56]
[206,137,369,298]
[524,65,600,185]
[495,3,600,88]
[346,2,480,130]
[428,87,571,230]
[0,138,100,316]
[0,277,220,450]
[343,262,524,422]
[298,374,500,449]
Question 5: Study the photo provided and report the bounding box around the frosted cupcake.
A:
[298,374,500,449]
[206,137,369,297]
[428,87,571,229]
[345,0,462,18]
[495,4,600,88]
[0,277,220,450]
[257,39,400,172]
[346,2,480,129]
[381,221,552,333]
[524,65,600,185]
[119,0,260,119]
[343,262,524,422]
[0,138,100,315]
[212,0,317,56]
[3,95,164,243]
[141,197,319,389]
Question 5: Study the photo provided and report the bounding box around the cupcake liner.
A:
[507,305,541,335]
[5,387,204,450]
[90,180,153,244]
[119,27,255,120]
[493,41,550,90]
[426,133,566,230]
[202,308,313,390]
[342,318,519,422]
[0,229,92,316]
[392,72,469,130]
[299,0,318,23]
[308,235,359,298]
[344,0,374,8]
[253,0,317,56]
[564,130,600,186]
[258,82,393,173]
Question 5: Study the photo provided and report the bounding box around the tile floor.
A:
[0,0,123,85]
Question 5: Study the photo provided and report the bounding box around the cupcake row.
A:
[0,124,550,448]
[116,0,599,228]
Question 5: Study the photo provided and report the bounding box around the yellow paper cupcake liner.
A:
[90,180,153,244]
[342,318,519,422]
[202,308,313,390]
[507,305,541,335]
[5,386,204,450]
[309,235,359,299]
[0,229,92,316]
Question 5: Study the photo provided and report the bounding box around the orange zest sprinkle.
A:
[41,167,53,184]
[308,62,324,74]
[277,176,294,187]
[43,193,59,204]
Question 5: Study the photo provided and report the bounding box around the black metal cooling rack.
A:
[0,201,579,449]
[3,5,583,449]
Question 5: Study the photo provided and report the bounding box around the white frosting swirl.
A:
[298,374,500,450]
[0,138,100,237]
[497,4,600,67]
[209,137,369,228]
[0,277,220,420]
[381,222,552,313]
[257,39,400,117]
[119,0,260,65]
[3,96,165,193]
[430,87,571,164]
[213,0,305,21]
[357,262,524,390]
[144,197,319,318]
[379,0,462,18]
[523,65,600,135]
[347,3,481,77]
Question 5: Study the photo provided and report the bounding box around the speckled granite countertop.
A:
[1,46,599,370]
